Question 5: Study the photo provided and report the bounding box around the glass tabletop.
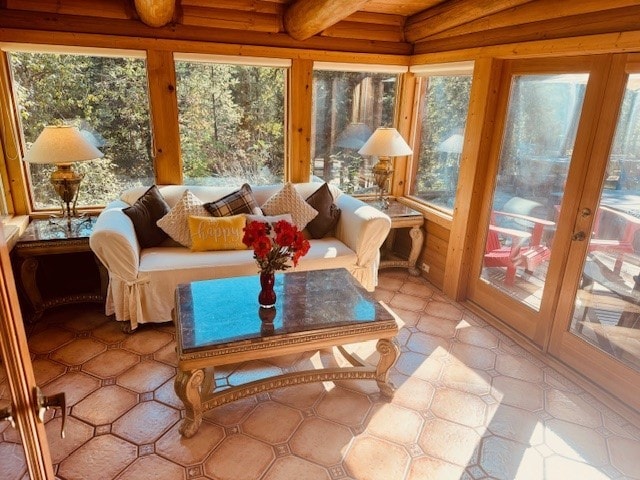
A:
[365,199,421,218]
[18,217,95,243]
[175,269,394,353]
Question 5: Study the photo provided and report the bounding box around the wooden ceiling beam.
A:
[423,0,640,41]
[405,0,534,42]
[284,0,371,41]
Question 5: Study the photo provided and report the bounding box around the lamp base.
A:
[372,156,393,210]
[50,164,83,219]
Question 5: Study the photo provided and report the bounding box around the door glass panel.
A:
[483,74,589,310]
[571,73,640,372]
[0,354,27,479]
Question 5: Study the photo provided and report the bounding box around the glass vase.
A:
[258,271,276,308]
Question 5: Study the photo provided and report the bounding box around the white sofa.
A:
[90,182,391,331]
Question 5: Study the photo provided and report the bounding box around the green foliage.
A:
[176,61,285,186]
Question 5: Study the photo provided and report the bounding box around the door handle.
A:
[0,401,15,428]
[572,231,586,241]
[34,387,66,438]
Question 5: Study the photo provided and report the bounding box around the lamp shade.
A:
[23,125,104,165]
[358,127,412,157]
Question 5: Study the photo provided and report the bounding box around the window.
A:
[6,46,153,210]
[312,64,401,194]
[174,54,288,186]
[409,62,474,211]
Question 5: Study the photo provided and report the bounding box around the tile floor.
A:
[2,270,640,480]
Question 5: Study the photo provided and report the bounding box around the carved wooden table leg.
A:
[174,368,205,438]
[375,338,400,398]
[20,256,44,321]
[408,225,425,276]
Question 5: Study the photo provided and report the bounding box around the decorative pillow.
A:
[157,190,209,248]
[305,183,341,239]
[246,213,293,226]
[188,215,248,252]
[261,183,318,230]
[122,185,170,248]
[203,184,261,217]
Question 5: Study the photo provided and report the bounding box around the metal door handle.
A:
[0,402,15,428]
[572,231,586,241]
[35,387,66,438]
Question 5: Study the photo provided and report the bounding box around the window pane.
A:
[411,75,472,211]
[483,74,588,311]
[175,61,285,186]
[312,70,397,194]
[9,51,153,210]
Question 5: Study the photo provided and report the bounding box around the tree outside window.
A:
[312,70,397,194]
[175,60,285,186]
[410,75,472,212]
[8,50,153,210]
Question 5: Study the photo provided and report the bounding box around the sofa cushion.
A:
[188,214,248,251]
[157,190,209,247]
[305,183,341,239]
[122,185,170,248]
[203,183,261,217]
[246,213,293,226]
[261,182,318,230]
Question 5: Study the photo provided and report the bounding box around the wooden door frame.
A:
[466,55,615,347]
[0,225,54,479]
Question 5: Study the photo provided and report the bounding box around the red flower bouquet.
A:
[242,220,310,274]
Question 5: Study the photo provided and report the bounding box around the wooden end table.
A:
[366,199,425,276]
[14,217,107,321]
[173,268,399,438]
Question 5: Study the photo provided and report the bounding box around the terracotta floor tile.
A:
[345,436,410,480]
[57,434,137,480]
[0,442,27,480]
[289,417,353,466]
[316,386,371,427]
[83,349,139,378]
[27,326,75,354]
[423,300,464,321]
[392,376,435,411]
[486,404,545,445]
[31,358,66,385]
[242,402,302,443]
[456,325,500,349]
[492,375,545,411]
[115,454,185,480]
[419,418,481,466]
[389,292,428,312]
[544,418,609,466]
[155,421,224,465]
[121,329,173,356]
[50,338,106,365]
[544,456,612,480]
[203,396,258,426]
[42,371,100,407]
[399,281,434,299]
[406,456,465,480]
[495,353,544,383]
[269,382,326,410]
[112,400,180,444]
[154,378,182,409]
[90,321,129,345]
[406,331,450,358]
[415,315,459,338]
[479,436,544,480]
[449,343,497,370]
[117,360,175,393]
[366,402,423,444]
[440,361,492,395]
[545,390,603,428]
[45,416,93,465]
[431,388,488,428]
[395,351,443,383]
[203,433,274,480]
[73,385,137,425]
[263,456,330,480]
[607,435,640,478]
[153,341,178,367]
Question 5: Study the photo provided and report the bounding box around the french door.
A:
[468,54,640,412]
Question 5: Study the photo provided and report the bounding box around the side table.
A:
[366,199,425,276]
[13,217,107,321]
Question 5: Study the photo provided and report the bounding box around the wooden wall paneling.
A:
[321,21,405,43]
[423,0,640,41]
[146,49,182,185]
[180,0,284,15]
[288,58,313,182]
[0,52,28,214]
[405,0,532,42]
[413,6,640,55]
[0,9,413,56]
[5,0,131,19]
[443,57,502,300]
[412,31,640,61]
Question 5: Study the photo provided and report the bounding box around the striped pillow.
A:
[203,183,261,217]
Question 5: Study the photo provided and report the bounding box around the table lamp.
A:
[358,127,412,209]
[23,125,104,221]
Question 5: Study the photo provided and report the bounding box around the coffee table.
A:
[173,268,399,438]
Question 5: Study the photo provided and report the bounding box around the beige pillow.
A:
[157,190,210,247]
[261,183,318,230]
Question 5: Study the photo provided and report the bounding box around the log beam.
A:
[405,0,534,42]
[284,0,371,41]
